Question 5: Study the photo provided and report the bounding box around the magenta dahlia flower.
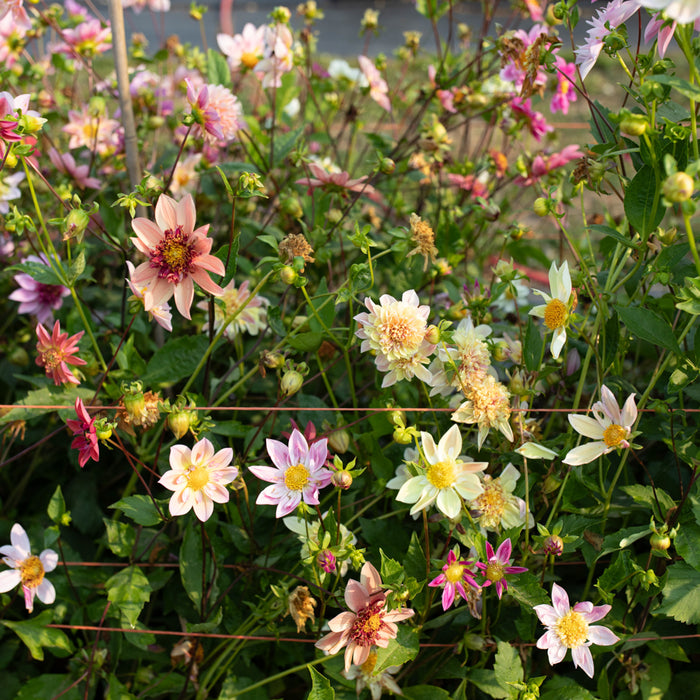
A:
[428,548,480,611]
[475,539,527,599]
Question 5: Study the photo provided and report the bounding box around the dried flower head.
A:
[407,213,438,271]
[287,585,317,633]
[279,233,315,265]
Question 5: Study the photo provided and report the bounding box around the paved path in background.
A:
[109,0,593,58]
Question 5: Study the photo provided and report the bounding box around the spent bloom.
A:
[35,320,86,386]
[130,193,225,319]
[196,279,269,340]
[470,463,534,532]
[159,438,238,522]
[295,162,381,202]
[534,583,619,678]
[563,385,638,465]
[9,255,70,326]
[475,539,527,599]
[66,397,100,468]
[428,548,480,611]
[249,429,333,518]
[0,524,57,613]
[396,424,486,520]
[529,260,575,359]
[315,562,414,671]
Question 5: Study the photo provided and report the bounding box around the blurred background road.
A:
[110,0,593,57]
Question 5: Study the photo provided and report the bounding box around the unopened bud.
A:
[279,266,298,285]
[663,171,694,203]
[492,341,509,363]
[280,369,303,397]
[262,350,285,369]
[328,428,350,454]
[168,409,194,439]
[619,113,647,137]
[424,324,440,345]
[123,390,145,418]
[533,197,549,217]
[64,209,90,242]
[271,5,291,22]
[543,534,564,557]
[332,469,353,489]
[393,427,413,444]
[317,550,336,573]
[380,157,395,175]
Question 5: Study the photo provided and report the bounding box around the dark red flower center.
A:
[151,226,196,283]
[349,601,385,647]
[37,282,65,307]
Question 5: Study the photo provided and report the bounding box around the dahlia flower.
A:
[125,260,173,332]
[315,562,414,671]
[48,148,101,189]
[358,55,391,112]
[563,385,638,466]
[0,523,57,613]
[475,539,527,599]
[534,583,619,678]
[249,429,333,518]
[343,651,403,700]
[217,23,266,72]
[638,0,700,24]
[9,254,70,326]
[159,438,238,522]
[470,463,533,532]
[395,424,486,520]
[0,170,24,214]
[130,193,225,319]
[66,397,100,468]
[295,162,381,202]
[196,279,269,340]
[63,106,121,155]
[428,548,480,611]
[35,320,86,386]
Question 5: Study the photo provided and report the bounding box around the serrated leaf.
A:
[0,385,93,426]
[507,573,549,607]
[403,686,452,699]
[620,484,675,517]
[404,531,426,583]
[142,335,210,385]
[273,126,304,168]
[267,306,286,336]
[110,494,163,527]
[105,674,137,700]
[66,250,86,284]
[207,48,231,87]
[596,550,637,599]
[379,549,404,587]
[589,224,638,250]
[648,638,690,662]
[374,625,420,674]
[523,317,544,372]
[623,165,665,236]
[675,522,700,570]
[2,611,73,661]
[106,566,152,628]
[656,562,700,623]
[493,640,523,693]
[307,666,335,700]
[468,669,509,699]
[540,676,597,700]
[103,519,136,557]
[615,304,681,354]
[651,74,700,100]
[14,674,81,700]
[7,261,64,286]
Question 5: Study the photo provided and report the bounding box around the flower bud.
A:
[279,266,298,285]
[543,534,564,557]
[261,350,285,369]
[63,208,90,242]
[280,369,303,397]
[271,5,291,22]
[328,428,350,454]
[332,469,353,490]
[94,418,114,441]
[168,409,194,439]
[380,157,395,174]
[492,340,509,362]
[393,427,414,444]
[662,171,694,203]
[533,197,549,217]
[619,113,647,136]
[424,324,440,345]
[317,549,336,573]
[123,388,146,419]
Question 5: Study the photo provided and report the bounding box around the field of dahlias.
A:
[1,0,700,698]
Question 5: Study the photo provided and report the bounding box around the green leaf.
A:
[207,48,231,87]
[273,126,304,168]
[307,278,335,333]
[110,494,163,527]
[142,335,210,385]
[7,261,64,286]
[103,518,136,557]
[493,640,523,694]
[676,276,700,315]
[374,625,420,674]
[596,550,637,600]
[651,74,700,101]
[379,549,404,587]
[623,165,665,236]
[47,485,67,525]
[589,224,639,250]
[523,317,544,372]
[507,573,549,607]
[648,638,690,662]
[656,562,700,623]
[307,666,335,700]
[675,522,700,571]
[403,686,452,699]
[105,674,138,700]
[287,332,324,353]
[179,524,217,611]
[14,674,81,700]
[621,484,675,517]
[615,304,681,354]
[105,566,152,628]
[404,531,426,583]
[0,385,93,426]
[66,250,86,284]
[2,611,73,661]
[640,650,671,700]
[603,310,620,371]
[267,306,286,336]
[468,669,508,699]
[540,676,598,700]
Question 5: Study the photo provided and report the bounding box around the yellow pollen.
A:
[474,478,507,529]
[445,562,465,584]
[555,610,588,648]
[284,463,310,491]
[19,555,45,589]
[426,460,456,489]
[42,349,62,370]
[162,240,191,271]
[543,298,568,330]
[362,613,382,635]
[360,650,378,674]
[187,465,210,491]
[485,561,505,582]
[82,122,98,141]
[603,424,627,448]
[241,52,259,69]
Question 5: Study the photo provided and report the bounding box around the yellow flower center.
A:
[555,609,588,648]
[241,51,259,69]
[82,122,98,141]
[473,477,507,529]
[543,298,568,330]
[162,241,190,271]
[19,555,45,589]
[350,602,385,646]
[153,227,196,283]
[426,460,456,489]
[445,561,466,584]
[603,424,627,447]
[187,465,210,491]
[284,463,310,491]
[485,561,505,582]
[360,650,378,674]
[42,348,62,371]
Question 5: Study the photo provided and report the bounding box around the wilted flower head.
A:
[563,385,638,465]
[287,585,317,633]
[130,194,225,319]
[407,213,438,270]
[159,438,238,522]
[35,320,86,386]
[315,562,414,671]
[534,582,619,678]
[0,524,58,613]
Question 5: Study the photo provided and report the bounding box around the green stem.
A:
[682,207,700,276]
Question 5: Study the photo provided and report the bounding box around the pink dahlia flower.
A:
[159,438,239,522]
[48,148,100,189]
[475,538,527,599]
[35,320,86,385]
[66,397,100,468]
[0,523,58,613]
[248,428,333,518]
[130,193,225,319]
[358,55,391,112]
[295,162,381,202]
[428,548,480,611]
[534,582,619,678]
[9,254,71,325]
[217,23,266,72]
[315,562,414,671]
